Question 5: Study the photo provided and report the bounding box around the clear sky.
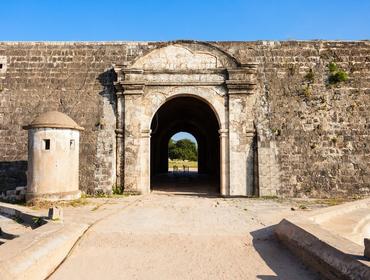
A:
[171,132,196,143]
[1,0,369,41]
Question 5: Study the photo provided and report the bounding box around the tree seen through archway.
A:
[168,132,198,173]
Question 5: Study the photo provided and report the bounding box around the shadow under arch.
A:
[150,96,220,195]
[149,92,223,132]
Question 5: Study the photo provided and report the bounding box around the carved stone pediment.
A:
[114,42,258,95]
[132,45,220,70]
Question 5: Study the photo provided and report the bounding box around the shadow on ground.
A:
[151,173,220,198]
[0,228,19,244]
[250,225,319,280]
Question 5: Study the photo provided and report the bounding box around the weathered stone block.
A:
[48,207,63,221]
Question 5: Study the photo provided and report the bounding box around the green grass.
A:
[168,160,198,168]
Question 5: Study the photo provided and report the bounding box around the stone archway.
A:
[114,41,258,196]
[150,95,220,193]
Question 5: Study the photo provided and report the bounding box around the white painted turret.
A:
[23,111,84,202]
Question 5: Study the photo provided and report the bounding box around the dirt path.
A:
[49,194,318,280]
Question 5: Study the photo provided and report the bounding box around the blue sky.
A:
[1,0,369,41]
[171,132,196,143]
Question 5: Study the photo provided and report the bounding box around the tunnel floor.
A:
[151,173,219,196]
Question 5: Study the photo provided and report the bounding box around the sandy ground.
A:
[49,193,319,280]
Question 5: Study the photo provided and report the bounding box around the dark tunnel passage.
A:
[150,96,220,194]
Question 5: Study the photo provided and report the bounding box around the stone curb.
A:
[0,221,88,280]
[0,203,47,227]
[275,218,370,280]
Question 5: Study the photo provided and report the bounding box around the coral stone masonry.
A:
[0,40,369,198]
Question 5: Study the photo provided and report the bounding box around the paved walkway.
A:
[49,193,318,280]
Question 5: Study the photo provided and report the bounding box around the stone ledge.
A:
[0,202,47,228]
[0,221,88,280]
[275,218,370,280]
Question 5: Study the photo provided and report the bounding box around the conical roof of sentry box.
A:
[23,111,84,131]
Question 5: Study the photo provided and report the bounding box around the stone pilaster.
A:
[219,128,230,196]
[226,64,258,196]
[139,129,151,194]
[114,88,124,190]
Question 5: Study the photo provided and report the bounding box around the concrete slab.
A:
[275,198,370,280]
[0,222,88,280]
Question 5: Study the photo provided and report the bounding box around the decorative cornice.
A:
[122,68,144,75]
[115,63,258,96]
[122,83,145,95]
[123,81,225,87]
[123,68,227,75]
[225,64,257,95]
[226,80,257,95]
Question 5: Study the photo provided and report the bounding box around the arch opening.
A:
[150,96,220,194]
[168,132,198,174]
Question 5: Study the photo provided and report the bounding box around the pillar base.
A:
[26,190,81,203]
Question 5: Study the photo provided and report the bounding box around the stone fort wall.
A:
[0,41,368,197]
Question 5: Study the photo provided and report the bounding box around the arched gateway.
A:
[114,41,258,196]
[150,96,220,194]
